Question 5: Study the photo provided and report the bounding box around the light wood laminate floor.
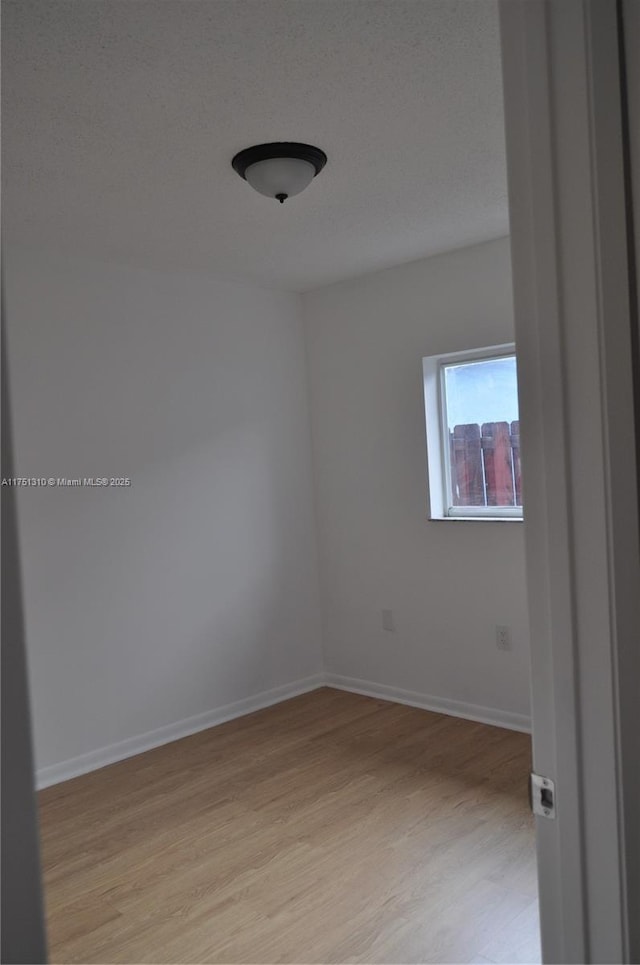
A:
[39,688,540,964]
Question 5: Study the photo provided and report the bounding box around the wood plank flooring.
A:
[39,687,540,964]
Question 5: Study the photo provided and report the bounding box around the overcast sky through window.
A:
[444,356,519,428]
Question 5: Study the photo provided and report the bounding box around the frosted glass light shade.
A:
[244,158,316,201]
[232,143,327,203]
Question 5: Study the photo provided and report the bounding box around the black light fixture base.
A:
[231,142,327,180]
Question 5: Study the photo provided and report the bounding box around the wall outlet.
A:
[496,625,512,651]
[382,609,395,632]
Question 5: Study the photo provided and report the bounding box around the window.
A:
[422,345,523,520]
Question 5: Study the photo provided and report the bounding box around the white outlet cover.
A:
[382,609,395,632]
[496,625,511,649]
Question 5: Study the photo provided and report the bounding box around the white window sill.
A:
[428,515,524,523]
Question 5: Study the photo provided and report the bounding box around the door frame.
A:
[499,1,640,962]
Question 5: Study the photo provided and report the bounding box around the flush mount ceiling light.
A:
[231,142,327,203]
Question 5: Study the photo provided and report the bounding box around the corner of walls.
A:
[6,247,326,778]
[300,295,331,673]
[301,237,532,723]
[9,239,532,792]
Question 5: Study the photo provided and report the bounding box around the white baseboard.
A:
[323,673,531,733]
[37,672,530,789]
[36,674,325,790]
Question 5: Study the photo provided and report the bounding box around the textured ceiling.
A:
[3,0,508,292]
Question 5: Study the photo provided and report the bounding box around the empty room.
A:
[4,2,639,964]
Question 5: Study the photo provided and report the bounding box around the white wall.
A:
[6,236,531,781]
[303,237,531,721]
[5,249,324,774]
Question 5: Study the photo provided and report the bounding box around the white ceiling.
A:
[3,0,509,292]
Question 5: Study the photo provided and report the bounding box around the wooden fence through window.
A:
[449,420,522,507]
